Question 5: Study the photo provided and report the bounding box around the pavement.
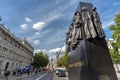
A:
[1,71,120,80]
[0,71,66,80]
[116,72,120,80]
[0,73,32,80]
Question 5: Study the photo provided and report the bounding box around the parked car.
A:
[55,69,61,75]
[58,70,66,77]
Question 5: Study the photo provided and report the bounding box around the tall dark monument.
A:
[66,2,118,80]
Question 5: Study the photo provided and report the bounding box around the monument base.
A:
[68,39,118,80]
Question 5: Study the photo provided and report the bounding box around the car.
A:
[58,70,66,77]
[55,69,61,75]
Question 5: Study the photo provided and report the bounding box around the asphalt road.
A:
[18,71,54,80]
[53,72,68,80]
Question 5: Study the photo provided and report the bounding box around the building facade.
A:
[107,38,114,49]
[107,38,120,53]
[47,58,57,71]
[0,24,34,71]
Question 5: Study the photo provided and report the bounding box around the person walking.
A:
[4,70,10,80]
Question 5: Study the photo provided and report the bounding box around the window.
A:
[3,47,8,57]
[0,35,2,41]
[10,41,12,44]
[4,38,9,46]
[0,46,2,55]
[0,61,3,66]
[0,46,1,49]
[11,62,14,68]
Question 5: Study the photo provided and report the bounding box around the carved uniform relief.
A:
[91,7,105,38]
[66,6,105,51]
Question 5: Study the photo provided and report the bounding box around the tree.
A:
[110,12,120,51]
[58,51,68,67]
[110,49,120,63]
[110,49,120,71]
[31,52,49,68]
[109,12,120,71]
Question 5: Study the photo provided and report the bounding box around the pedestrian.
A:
[4,71,10,80]
[1,70,4,78]
[17,69,21,76]
[13,69,16,76]
[35,70,38,75]
[30,69,32,75]
[27,70,30,75]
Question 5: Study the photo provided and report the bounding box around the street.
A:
[18,71,54,80]
[1,71,120,80]
[16,71,120,80]
[19,71,68,80]
[53,72,68,80]
[0,71,68,80]
[0,71,53,80]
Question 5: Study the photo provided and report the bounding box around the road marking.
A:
[36,72,48,80]
[47,72,53,79]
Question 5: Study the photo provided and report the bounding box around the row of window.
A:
[0,35,2,41]
[0,46,31,64]
[0,32,33,63]
[0,61,27,70]
[0,34,32,56]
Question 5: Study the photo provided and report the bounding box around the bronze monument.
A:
[66,2,118,80]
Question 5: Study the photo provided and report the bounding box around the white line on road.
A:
[36,72,48,80]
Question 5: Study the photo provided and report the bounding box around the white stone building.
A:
[107,38,114,49]
[0,24,34,71]
[47,59,57,71]
[107,38,120,53]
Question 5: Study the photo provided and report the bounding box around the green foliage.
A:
[109,12,120,64]
[110,49,120,64]
[109,24,115,30]
[31,52,49,68]
[58,51,68,67]
[114,13,120,26]
[111,13,120,40]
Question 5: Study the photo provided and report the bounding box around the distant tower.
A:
[56,52,59,67]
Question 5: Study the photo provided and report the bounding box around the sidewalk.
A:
[0,73,32,80]
[0,72,119,80]
[116,72,120,80]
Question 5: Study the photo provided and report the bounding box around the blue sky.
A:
[0,0,120,58]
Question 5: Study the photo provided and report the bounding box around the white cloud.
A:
[20,23,28,30]
[43,12,61,23]
[34,46,66,54]
[34,49,55,59]
[34,46,66,59]
[49,48,61,53]
[25,17,32,22]
[33,40,40,45]
[35,32,40,35]
[49,46,66,54]
[34,49,47,53]
[27,29,52,42]
[33,22,46,30]
[42,0,78,23]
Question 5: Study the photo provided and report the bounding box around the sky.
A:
[0,0,120,59]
